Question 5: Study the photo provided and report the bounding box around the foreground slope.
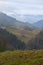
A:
[0,50,43,65]
[0,28,25,51]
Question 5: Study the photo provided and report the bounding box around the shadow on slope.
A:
[27,30,43,49]
[0,28,25,51]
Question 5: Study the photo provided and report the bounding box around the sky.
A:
[0,0,43,23]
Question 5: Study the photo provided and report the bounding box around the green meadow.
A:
[0,50,43,65]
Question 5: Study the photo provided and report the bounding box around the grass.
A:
[6,27,38,44]
[0,50,43,65]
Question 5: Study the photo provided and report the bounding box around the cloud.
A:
[0,0,43,15]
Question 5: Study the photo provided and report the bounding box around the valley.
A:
[0,12,43,65]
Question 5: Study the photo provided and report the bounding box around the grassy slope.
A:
[6,27,38,44]
[0,50,43,65]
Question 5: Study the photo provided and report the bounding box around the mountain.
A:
[0,28,25,51]
[33,20,43,30]
[27,30,43,49]
[0,12,17,26]
[0,12,34,30]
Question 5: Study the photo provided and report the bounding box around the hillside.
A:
[27,30,43,49]
[0,50,43,65]
[5,27,38,44]
[0,28,25,51]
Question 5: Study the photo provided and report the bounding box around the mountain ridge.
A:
[33,20,43,30]
[0,12,34,30]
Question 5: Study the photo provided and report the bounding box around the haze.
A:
[0,0,43,23]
